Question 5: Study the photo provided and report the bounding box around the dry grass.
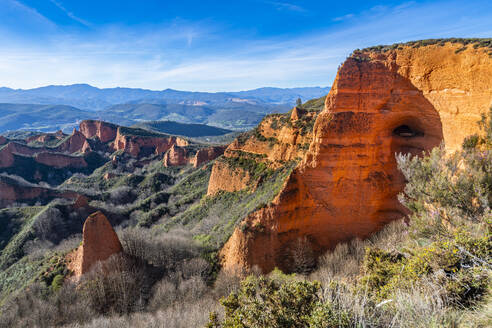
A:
[311,220,408,284]
[63,297,220,328]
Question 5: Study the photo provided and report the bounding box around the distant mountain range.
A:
[0,84,330,133]
[0,84,330,111]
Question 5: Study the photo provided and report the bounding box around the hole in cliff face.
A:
[393,125,424,138]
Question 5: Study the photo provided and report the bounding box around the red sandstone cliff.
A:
[0,145,14,168]
[207,107,320,196]
[0,179,46,207]
[67,211,123,277]
[113,127,189,157]
[163,145,226,168]
[207,160,252,195]
[34,152,88,169]
[163,144,189,166]
[219,41,492,273]
[80,120,118,143]
[55,129,91,154]
[192,146,226,168]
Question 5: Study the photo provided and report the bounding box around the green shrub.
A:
[211,272,321,328]
[50,274,64,292]
[306,302,351,328]
[463,134,480,149]
[361,232,491,305]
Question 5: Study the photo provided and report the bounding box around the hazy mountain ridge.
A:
[0,84,330,111]
[0,84,330,133]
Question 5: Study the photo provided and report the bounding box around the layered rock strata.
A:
[163,145,226,168]
[219,42,492,273]
[80,120,118,143]
[113,128,189,157]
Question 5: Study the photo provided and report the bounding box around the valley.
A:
[0,38,491,328]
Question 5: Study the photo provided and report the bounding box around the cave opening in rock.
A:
[393,124,424,138]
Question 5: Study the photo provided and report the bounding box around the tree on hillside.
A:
[296,97,302,107]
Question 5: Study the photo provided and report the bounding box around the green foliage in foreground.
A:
[210,110,492,328]
[362,232,491,306]
[208,271,350,328]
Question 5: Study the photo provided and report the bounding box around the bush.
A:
[79,254,148,315]
[119,227,202,271]
[361,232,491,305]
[397,145,491,239]
[210,271,322,328]
[32,207,64,241]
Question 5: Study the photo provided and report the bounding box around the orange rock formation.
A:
[67,211,123,277]
[192,146,226,168]
[80,120,118,143]
[207,108,319,196]
[34,152,88,168]
[207,160,252,195]
[113,128,189,157]
[163,144,188,167]
[219,42,492,273]
[163,145,226,168]
[0,145,14,168]
[0,179,46,207]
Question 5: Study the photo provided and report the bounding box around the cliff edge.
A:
[219,40,492,272]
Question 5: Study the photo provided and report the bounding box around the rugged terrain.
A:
[214,39,492,272]
[0,39,491,328]
[0,86,330,132]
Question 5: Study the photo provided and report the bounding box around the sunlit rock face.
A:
[163,144,188,167]
[192,146,226,168]
[67,211,123,277]
[80,120,118,143]
[221,43,492,273]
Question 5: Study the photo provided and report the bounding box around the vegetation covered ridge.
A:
[358,38,492,54]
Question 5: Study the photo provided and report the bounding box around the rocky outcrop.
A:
[0,136,8,145]
[0,179,45,207]
[80,120,118,143]
[34,152,88,169]
[290,106,306,121]
[67,211,123,277]
[220,41,492,273]
[0,146,14,168]
[0,174,82,207]
[26,131,66,145]
[163,145,188,167]
[163,145,226,168]
[113,128,189,157]
[0,140,89,169]
[192,146,226,168]
[73,195,89,209]
[5,142,41,157]
[207,160,252,195]
[56,129,91,154]
[207,108,320,197]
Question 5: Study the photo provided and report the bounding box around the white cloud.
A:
[0,0,491,91]
[333,13,354,22]
[0,0,56,34]
[265,1,307,13]
[49,0,92,27]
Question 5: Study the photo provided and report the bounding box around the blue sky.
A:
[0,0,491,91]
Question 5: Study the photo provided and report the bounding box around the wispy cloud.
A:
[333,13,354,22]
[49,0,92,27]
[0,0,491,91]
[0,0,56,32]
[264,1,307,13]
